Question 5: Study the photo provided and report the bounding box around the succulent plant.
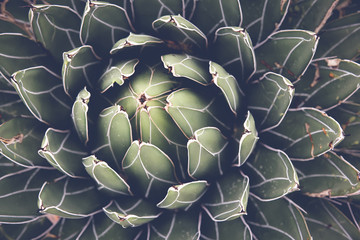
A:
[0,0,360,239]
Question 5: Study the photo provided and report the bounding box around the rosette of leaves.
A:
[0,0,360,239]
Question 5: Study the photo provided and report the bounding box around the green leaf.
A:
[301,197,360,240]
[209,61,244,114]
[315,12,360,60]
[261,107,344,160]
[38,177,104,218]
[153,15,207,54]
[245,145,299,201]
[294,59,360,111]
[11,66,72,129]
[157,180,208,210]
[29,4,82,63]
[122,141,178,201]
[162,53,211,86]
[72,87,90,145]
[98,58,139,93]
[0,217,53,239]
[83,155,132,196]
[103,197,161,228]
[189,0,242,37]
[110,33,164,55]
[38,128,88,177]
[0,117,48,167]
[255,30,318,82]
[147,210,201,239]
[236,111,259,166]
[202,170,249,222]
[294,151,360,197]
[247,72,294,131]
[92,105,132,169]
[187,127,231,180]
[80,1,134,56]
[212,27,256,83]
[246,196,311,239]
[0,33,51,79]
[241,0,290,45]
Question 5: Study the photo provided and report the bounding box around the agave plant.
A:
[0,0,360,239]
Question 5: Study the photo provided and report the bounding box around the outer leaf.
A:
[162,53,211,86]
[29,4,82,63]
[294,59,360,111]
[83,155,132,196]
[11,66,72,129]
[209,61,244,115]
[157,180,208,210]
[246,196,311,240]
[236,111,259,166]
[110,33,164,54]
[247,72,294,131]
[103,197,161,228]
[189,0,242,37]
[122,141,178,201]
[38,177,104,218]
[38,128,88,177]
[72,87,90,145]
[0,117,48,167]
[245,145,299,201]
[0,33,50,79]
[80,1,134,56]
[255,30,318,82]
[62,45,102,97]
[212,27,256,83]
[202,170,249,222]
[153,15,208,54]
[261,108,344,160]
[147,210,201,239]
[294,151,360,197]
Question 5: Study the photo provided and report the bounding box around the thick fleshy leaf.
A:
[187,127,231,180]
[255,30,318,82]
[0,33,50,79]
[92,105,132,169]
[0,162,60,223]
[162,53,211,85]
[315,12,360,60]
[130,0,183,34]
[122,141,178,201]
[98,58,139,93]
[38,177,104,218]
[245,145,299,201]
[83,155,132,196]
[0,117,48,167]
[209,61,244,114]
[302,197,360,240]
[247,72,294,131]
[201,215,252,240]
[153,15,208,54]
[202,170,249,222]
[294,59,360,111]
[62,45,102,97]
[261,108,344,160]
[103,197,160,228]
[147,210,201,239]
[157,180,208,210]
[11,66,72,128]
[166,89,233,138]
[29,4,82,63]
[189,0,242,37]
[72,87,90,145]
[38,128,88,177]
[236,111,258,166]
[80,1,134,56]
[110,33,164,54]
[241,0,290,45]
[294,151,360,197]
[212,27,256,83]
[246,196,311,239]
